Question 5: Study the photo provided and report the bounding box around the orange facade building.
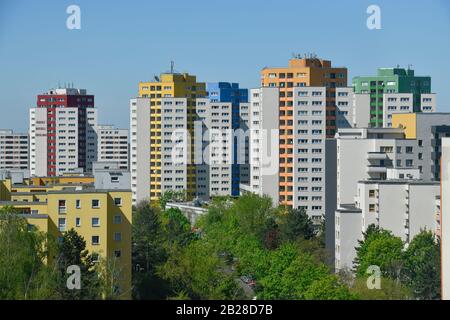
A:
[261,57,347,207]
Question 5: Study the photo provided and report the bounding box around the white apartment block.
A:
[442,138,450,300]
[196,98,231,198]
[97,125,129,170]
[330,128,418,268]
[399,113,450,181]
[335,88,371,128]
[130,98,150,205]
[29,107,98,176]
[241,87,279,205]
[0,130,29,171]
[335,177,439,271]
[160,98,190,195]
[336,128,418,205]
[292,87,328,221]
[383,93,436,127]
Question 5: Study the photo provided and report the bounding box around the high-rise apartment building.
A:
[0,130,29,171]
[206,82,249,195]
[335,88,371,128]
[261,56,347,209]
[392,113,450,180]
[97,125,129,170]
[30,88,98,177]
[135,73,206,202]
[241,87,280,204]
[130,98,150,205]
[442,137,450,300]
[195,95,249,199]
[353,67,431,128]
[383,93,436,127]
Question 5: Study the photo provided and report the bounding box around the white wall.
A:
[442,138,450,299]
[130,98,150,205]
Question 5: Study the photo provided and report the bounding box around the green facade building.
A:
[352,68,431,127]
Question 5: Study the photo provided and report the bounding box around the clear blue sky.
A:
[1,0,450,132]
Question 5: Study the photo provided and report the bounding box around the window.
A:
[369,204,376,213]
[114,250,121,258]
[76,217,81,227]
[58,200,67,214]
[92,199,100,208]
[114,215,122,224]
[58,218,66,232]
[369,190,376,198]
[76,199,81,209]
[114,232,122,242]
[92,217,100,227]
[92,236,100,245]
[114,198,122,206]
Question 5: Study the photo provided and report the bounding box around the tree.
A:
[279,207,315,242]
[55,229,101,299]
[132,201,170,300]
[159,190,187,209]
[161,208,193,247]
[304,275,356,300]
[349,277,412,300]
[257,245,354,300]
[96,256,125,300]
[402,230,440,300]
[157,240,244,300]
[353,225,404,279]
[0,207,58,300]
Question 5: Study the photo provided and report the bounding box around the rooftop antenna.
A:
[170,60,175,74]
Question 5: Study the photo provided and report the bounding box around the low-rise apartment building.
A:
[0,172,132,299]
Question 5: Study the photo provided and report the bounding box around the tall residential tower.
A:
[352,67,431,128]
[29,88,98,177]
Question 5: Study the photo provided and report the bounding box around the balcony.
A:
[58,206,67,214]
[367,152,388,161]
[367,166,387,174]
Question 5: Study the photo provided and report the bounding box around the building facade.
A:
[136,73,206,202]
[335,179,439,271]
[261,56,347,209]
[97,125,129,170]
[353,67,431,127]
[30,88,98,177]
[335,88,371,129]
[206,82,249,196]
[392,113,450,181]
[383,93,436,127]
[442,138,450,300]
[0,174,132,299]
[241,87,280,204]
[130,98,151,205]
[0,130,29,171]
